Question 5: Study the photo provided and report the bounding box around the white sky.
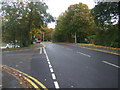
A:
[44,0,96,28]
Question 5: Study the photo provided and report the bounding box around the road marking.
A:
[3,65,48,89]
[49,64,52,68]
[54,81,60,89]
[1,65,43,90]
[77,45,120,56]
[40,48,42,54]
[24,74,48,89]
[52,73,56,80]
[46,55,49,60]
[48,61,51,65]
[102,61,120,69]
[47,58,50,62]
[43,47,60,89]
[77,52,91,57]
[50,68,54,73]
[24,77,40,89]
[61,43,120,56]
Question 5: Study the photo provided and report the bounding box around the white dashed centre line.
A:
[77,52,91,57]
[52,73,56,80]
[46,56,49,61]
[49,64,52,68]
[48,61,51,65]
[43,47,60,89]
[54,81,60,89]
[47,59,50,62]
[50,68,54,73]
[102,61,120,69]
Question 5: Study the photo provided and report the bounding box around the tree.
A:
[91,2,119,27]
[2,1,54,47]
[52,13,69,42]
[44,28,54,41]
[91,2,119,47]
[53,3,95,43]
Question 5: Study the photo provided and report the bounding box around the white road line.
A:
[43,48,50,62]
[43,48,47,54]
[49,64,52,68]
[77,52,91,57]
[47,59,49,62]
[43,47,60,89]
[52,73,56,80]
[54,81,60,89]
[48,61,51,65]
[40,48,42,54]
[46,56,49,61]
[50,68,54,73]
[102,61,120,69]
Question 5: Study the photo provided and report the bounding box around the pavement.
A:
[2,71,23,88]
[1,42,120,89]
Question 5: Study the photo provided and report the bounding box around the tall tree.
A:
[53,3,95,43]
[2,1,54,46]
[91,2,119,27]
[91,2,119,47]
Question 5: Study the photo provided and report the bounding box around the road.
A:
[2,42,119,89]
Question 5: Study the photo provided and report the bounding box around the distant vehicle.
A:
[36,39,42,43]
[6,43,20,48]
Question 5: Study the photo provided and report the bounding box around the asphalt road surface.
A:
[2,42,119,89]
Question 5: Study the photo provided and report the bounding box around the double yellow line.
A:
[77,46,120,56]
[1,65,48,90]
[1,45,47,89]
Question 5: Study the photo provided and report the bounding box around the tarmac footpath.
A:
[1,43,47,89]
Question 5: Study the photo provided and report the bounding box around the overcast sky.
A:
[44,0,96,28]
